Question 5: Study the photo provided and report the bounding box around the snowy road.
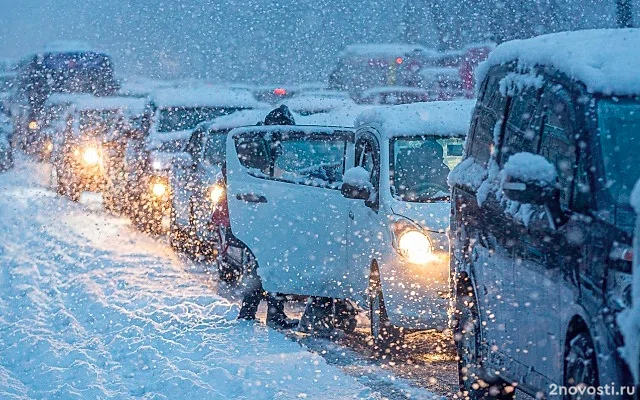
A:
[0,160,412,399]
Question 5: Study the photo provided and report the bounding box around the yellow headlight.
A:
[397,230,433,264]
[28,121,39,130]
[209,185,225,204]
[152,182,167,197]
[82,147,100,165]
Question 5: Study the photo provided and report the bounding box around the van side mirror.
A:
[501,152,558,206]
[341,166,373,200]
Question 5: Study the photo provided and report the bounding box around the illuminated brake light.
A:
[273,88,287,96]
[396,57,404,65]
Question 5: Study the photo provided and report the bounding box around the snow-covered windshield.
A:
[391,136,464,202]
[274,138,346,188]
[598,98,640,210]
[156,107,243,132]
[79,109,119,135]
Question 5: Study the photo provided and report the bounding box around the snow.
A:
[283,96,355,115]
[150,87,265,109]
[42,40,95,53]
[71,96,149,115]
[447,157,486,190]
[0,160,380,400]
[297,105,373,127]
[342,166,372,190]
[498,70,544,97]
[354,99,475,139]
[477,29,640,96]
[204,109,271,132]
[145,130,192,152]
[501,152,556,186]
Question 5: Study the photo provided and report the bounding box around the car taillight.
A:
[610,245,633,262]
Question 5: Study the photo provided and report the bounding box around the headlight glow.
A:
[152,161,162,170]
[152,182,167,197]
[392,219,433,264]
[28,121,39,130]
[82,147,100,165]
[209,184,225,204]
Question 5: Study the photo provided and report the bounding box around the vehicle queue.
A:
[0,30,638,399]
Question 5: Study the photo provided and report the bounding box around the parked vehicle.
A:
[449,29,638,399]
[169,108,270,266]
[356,86,430,105]
[328,44,438,93]
[12,42,118,151]
[0,113,14,171]
[226,100,473,347]
[127,87,264,233]
[52,96,129,201]
[284,95,355,116]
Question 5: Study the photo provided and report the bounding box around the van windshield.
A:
[157,107,242,132]
[598,98,640,213]
[390,136,464,202]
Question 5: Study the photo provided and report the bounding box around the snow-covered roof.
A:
[42,40,96,54]
[150,87,265,109]
[355,99,475,138]
[283,96,355,114]
[297,105,374,127]
[361,86,430,96]
[71,96,148,114]
[203,108,271,132]
[340,43,437,58]
[477,29,640,96]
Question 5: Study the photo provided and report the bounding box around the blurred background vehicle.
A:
[0,112,14,171]
[355,86,431,105]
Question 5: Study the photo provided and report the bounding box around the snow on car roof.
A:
[355,99,475,138]
[297,105,374,127]
[283,96,354,113]
[150,87,264,109]
[477,28,640,96]
[361,86,429,95]
[341,43,437,58]
[203,108,271,132]
[71,96,148,114]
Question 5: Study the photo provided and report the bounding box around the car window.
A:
[537,86,577,210]
[354,134,380,202]
[468,71,507,166]
[273,135,347,189]
[234,134,270,177]
[501,86,542,164]
[203,131,227,166]
[185,129,204,161]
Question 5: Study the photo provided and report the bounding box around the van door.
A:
[345,132,386,301]
[226,127,353,297]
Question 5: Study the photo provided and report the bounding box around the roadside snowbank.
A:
[0,160,376,399]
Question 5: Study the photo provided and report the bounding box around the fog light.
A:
[397,230,433,264]
[82,147,100,165]
[28,121,39,130]
[152,182,167,197]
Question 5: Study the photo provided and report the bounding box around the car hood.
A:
[390,200,449,233]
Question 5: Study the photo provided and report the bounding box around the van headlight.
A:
[208,184,225,204]
[392,219,433,264]
[82,146,100,166]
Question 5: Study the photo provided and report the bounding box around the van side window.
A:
[468,72,508,166]
[501,86,542,163]
[272,135,347,189]
[234,135,271,177]
[355,135,380,205]
[537,87,577,210]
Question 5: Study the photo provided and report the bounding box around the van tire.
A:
[564,329,599,400]
[368,261,404,355]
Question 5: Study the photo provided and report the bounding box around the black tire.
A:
[334,299,358,334]
[454,275,515,400]
[368,261,404,354]
[564,331,599,400]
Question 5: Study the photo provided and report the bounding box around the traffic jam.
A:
[0,23,639,400]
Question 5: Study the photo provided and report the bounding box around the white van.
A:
[226,100,474,345]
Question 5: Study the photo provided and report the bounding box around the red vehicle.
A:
[458,42,495,98]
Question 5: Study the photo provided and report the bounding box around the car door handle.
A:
[236,193,268,203]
